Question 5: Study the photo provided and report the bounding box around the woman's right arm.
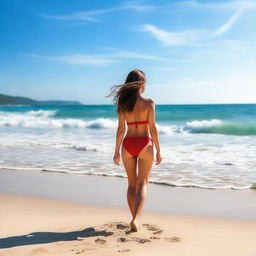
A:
[148,99,162,165]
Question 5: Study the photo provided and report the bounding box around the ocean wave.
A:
[181,119,256,136]
[157,124,178,135]
[26,109,57,117]
[155,119,256,136]
[0,110,117,129]
[0,109,256,136]
[85,118,117,129]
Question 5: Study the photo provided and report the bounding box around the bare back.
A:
[124,96,152,137]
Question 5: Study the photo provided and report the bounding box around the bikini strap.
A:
[127,120,149,125]
[126,106,149,126]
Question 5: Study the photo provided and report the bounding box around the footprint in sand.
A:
[95,238,106,244]
[152,229,163,235]
[131,237,151,244]
[116,223,130,230]
[142,224,163,235]
[117,236,151,244]
[142,223,181,243]
[71,248,85,253]
[118,248,130,253]
[102,222,130,230]
[98,222,130,235]
[99,222,161,244]
[164,237,181,242]
[142,223,160,231]
[149,236,160,240]
[83,221,181,248]
[117,237,129,243]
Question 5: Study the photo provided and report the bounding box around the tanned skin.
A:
[113,82,162,231]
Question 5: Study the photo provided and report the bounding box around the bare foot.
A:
[130,220,139,232]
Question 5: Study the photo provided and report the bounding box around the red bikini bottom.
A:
[123,136,152,157]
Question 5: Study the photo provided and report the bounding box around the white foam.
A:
[157,124,178,135]
[0,111,226,135]
[85,118,117,129]
[0,110,117,129]
[26,109,57,117]
[152,119,224,135]
[183,119,223,133]
[71,144,100,152]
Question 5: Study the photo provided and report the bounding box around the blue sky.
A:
[1,0,256,104]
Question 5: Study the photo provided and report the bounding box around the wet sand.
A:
[0,168,256,220]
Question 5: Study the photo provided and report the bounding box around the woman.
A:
[109,69,162,232]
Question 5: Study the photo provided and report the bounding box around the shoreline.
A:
[34,168,256,190]
[0,168,256,220]
[5,167,255,190]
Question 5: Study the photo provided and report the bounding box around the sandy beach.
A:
[1,193,256,256]
[1,169,256,256]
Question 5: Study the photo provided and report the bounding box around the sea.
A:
[0,104,256,190]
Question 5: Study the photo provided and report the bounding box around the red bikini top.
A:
[127,120,149,126]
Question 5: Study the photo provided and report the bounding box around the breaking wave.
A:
[0,110,117,129]
[182,119,256,136]
[0,110,256,136]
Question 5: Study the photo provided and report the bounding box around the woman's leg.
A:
[121,146,137,218]
[131,141,154,230]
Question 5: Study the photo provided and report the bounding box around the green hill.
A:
[0,93,82,106]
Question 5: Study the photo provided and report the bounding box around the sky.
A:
[1,0,256,104]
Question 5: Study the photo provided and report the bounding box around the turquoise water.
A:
[1,104,256,135]
[0,104,256,189]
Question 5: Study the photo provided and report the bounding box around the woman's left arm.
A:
[113,111,126,165]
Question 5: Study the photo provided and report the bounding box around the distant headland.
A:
[0,93,82,106]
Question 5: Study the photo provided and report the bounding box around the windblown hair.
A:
[107,69,146,113]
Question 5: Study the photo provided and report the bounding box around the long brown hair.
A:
[107,69,146,113]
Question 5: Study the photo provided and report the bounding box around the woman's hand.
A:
[113,152,120,165]
[155,151,163,165]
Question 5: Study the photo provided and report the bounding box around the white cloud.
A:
[141,2,253,46]
[105,50,169,61]
[173,0,256,10]
[25,53,120,66]
[138,1,256,46]
[121,0,159,11]
[40,13,99,22]
[40,1,158,22]
[212,7,247,37]
[141,24,207,46]
[24,50,170,66]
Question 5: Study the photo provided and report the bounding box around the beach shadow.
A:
[0,227,113,249]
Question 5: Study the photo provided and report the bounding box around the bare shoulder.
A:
[144,98,155,110]
[142,97,155,105]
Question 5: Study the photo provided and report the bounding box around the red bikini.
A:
[123,120,153,157]
[126,120,149,126]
